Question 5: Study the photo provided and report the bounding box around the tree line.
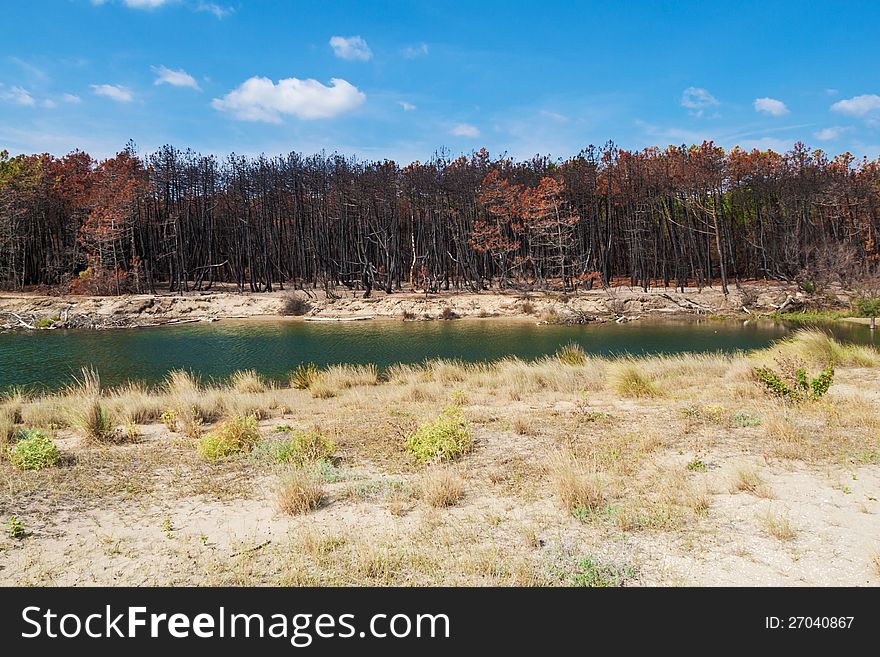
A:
[1,141,878,296]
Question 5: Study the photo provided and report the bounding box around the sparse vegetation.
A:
[570,555,635,587]
[1,329,878,585]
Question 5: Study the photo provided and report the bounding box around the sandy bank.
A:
[0,282,854,330]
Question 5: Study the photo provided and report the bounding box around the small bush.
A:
[160,409,179,432]
[555,342,587,366]
[197,415,260,460]
[754,364,834,402]
[277,470,324,515]
[422,467,465,508]
[290,363,318,390]
[74,398,115,441]
[280,293,311,316]
[310,382,338,399]
[519,300,536,315]
[268,430,335,466]
[8,429,59,470]
[439,306,459,320]
[406,406,472,463]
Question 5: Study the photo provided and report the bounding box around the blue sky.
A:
[2,0,880,162]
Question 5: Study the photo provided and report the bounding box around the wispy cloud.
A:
[151,65,201,90]
[680,87,719,116]
[0,85,35,106]
[212,76,366,122]
[398,101,416,111]
[402,43,429,59]
[450,123,480,138]
[196,2,233,18]
[753,97,789,117]
[91,84,134,103]
[539,109,568,123]
[831,94,880,117]
[329,36,373,61]
[61,93,81,104]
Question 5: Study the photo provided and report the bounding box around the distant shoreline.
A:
[0,282,860,331]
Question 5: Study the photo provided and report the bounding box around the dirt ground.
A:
[1,332,878,586]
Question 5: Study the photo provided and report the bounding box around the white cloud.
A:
[42,99,57,109]
[539,109,568,123]
[402,43,429,59]
[91,84,134,102]
[753,97,789,116]
[398,101,416,111]
[212,76,366,122]
[121,0,174,8]
[152,65,201,90]
[329,36,372,61]
[61,93,81,104]
[813,126,847,141]
[0,85,35,106]
[196,2,233,18]
[450,123,480,138]
[680,87,719,112]
[831,94,880,117]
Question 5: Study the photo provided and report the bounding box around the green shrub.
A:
[555,342,587,366]
[405,406,472,463]
[754,364,834,402]
[290,363,318,390]
[855,295,880,319]
[266,430,335,466]
[7,515,25,539]
[9,429,59,470]
[197,415,260,460]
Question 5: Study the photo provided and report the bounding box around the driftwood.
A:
[659,293,712,312]
[304,315,374,322]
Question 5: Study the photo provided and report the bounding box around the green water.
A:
[0,318,874,391]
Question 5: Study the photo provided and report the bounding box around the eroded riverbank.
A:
[0,281,852,330]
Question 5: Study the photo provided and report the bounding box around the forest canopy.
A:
[1,141,878,296]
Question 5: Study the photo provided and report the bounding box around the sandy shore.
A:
[0,282,850,330]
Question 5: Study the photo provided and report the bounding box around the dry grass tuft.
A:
[730,465,773,497]
[610,361,660,398]
[230,369,268,393]
[421,467,465,508]
[277,469,324,515]
[548,452,605,514]
[758,506,796,541]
